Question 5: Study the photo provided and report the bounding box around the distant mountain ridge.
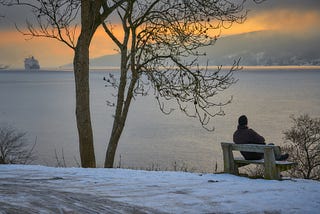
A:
[201,30,320,66]
[61,53,121,69]
[61,30,320,68]
[89,53,121,68]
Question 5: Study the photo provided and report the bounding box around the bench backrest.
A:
[221,142,275,153]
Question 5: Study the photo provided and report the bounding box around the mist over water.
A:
[1,68,320,172]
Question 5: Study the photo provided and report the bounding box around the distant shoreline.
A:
[58,65,320,71]
[59,65,320,71]
[1,65,320,72]
[243,65,320,70]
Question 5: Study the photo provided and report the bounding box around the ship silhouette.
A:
[24,56,40,70]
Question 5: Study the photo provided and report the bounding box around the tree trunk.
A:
[104,74,138,168]
[73,42,95,168]
[104,46,137,167]
[104,47,127,168]
[104,125,124,168]
[103,1,139,168]
[73,0,101,168]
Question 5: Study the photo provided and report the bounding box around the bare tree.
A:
[283,114,320,180]
[1,0,265,168]
[102,0,263,167]
[0,125,36,164]
[0,0,124,167]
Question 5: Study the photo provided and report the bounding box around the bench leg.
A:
[264,147,281,180]
[222,144,239,175]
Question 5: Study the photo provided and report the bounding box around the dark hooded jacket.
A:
[233,125,266,160]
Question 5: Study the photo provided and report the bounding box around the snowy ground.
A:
[0,165,319,214]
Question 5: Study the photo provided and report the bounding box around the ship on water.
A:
[24,56,40,70]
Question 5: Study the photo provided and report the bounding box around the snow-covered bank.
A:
[0,165,319,214]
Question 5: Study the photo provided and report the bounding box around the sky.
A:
[0,0,320,68]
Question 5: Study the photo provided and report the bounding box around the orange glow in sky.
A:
[221,9,320,36]
[90,25,124,58]
[0,8,319,68]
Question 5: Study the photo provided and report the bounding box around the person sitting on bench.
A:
[233,115,289,161]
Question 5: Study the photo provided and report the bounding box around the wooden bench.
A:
[221,142,297,180]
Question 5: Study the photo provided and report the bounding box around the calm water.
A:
[1,68,320,172]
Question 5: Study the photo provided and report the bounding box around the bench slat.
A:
[221,142,273,153]
[234,158,296,166]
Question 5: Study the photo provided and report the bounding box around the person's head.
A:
[238,115,248,126]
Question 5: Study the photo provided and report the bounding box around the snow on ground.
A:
[0,165,319,214]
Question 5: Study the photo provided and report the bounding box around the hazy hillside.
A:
[62,30,320,68]
[61,53,121,69]
[201,30,320,66]
[89,53,121,68]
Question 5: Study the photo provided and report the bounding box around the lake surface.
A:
[1,67,320,172]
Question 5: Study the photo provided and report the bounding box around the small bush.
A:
[0,125,36,164]
[283,114,320,180]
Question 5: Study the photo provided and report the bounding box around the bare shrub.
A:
[0,125,36,164]
[243,165,264,179]
[283,114,320,180]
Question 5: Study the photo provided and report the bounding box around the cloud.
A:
[247,0,320,12]
[0,5,36,30]
[1,1,319,67]
[245,0,320,35]
[221,5,320,37]
[250,9,320,34]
